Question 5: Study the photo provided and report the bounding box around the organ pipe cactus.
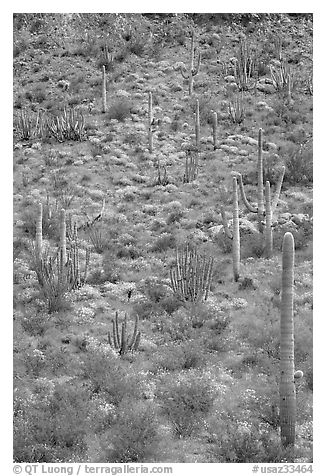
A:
[148,91,153,153]
[177,29,201,96]
[220,177,240,281]
[32,205,91,312]
[102,65,107,113]
[235,128,285,236]
[183,150,199,183]
[60,208,67,265]
[170,245,214,302]
[108,311,141,355]
[280,232,296,447]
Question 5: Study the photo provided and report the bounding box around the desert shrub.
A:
[209,420,300,462]
[82,351,142,404]
[106,99,132,122]
[138,278,169,303]
[132,279,183,319]
[116,244,143,260]
[32,86,47,104]
[14,382,90,462]
[166,209,184,225]
[128,37,147,56]
[158,370,216,438]
[102,399,160,462]
[101,251,122,283]
[132,300,162,321]
[151,307,195,343]
[281,142,313,185]
[20,312,51,337]
[150,233,176,252]
[152,340,206,372]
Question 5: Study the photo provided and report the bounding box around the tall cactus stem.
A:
[212,111,218,149]
[272,166,286,212]
[102,65,107,113]
[232,176,240,281]
[257,128,264,230]
[188,30,195,95]
[35,202,43,262]
[195,100,200,147]
[60,208,67,265]
[178,29,201,96]
[148,91,153,153]
[265,181,273,258]
[280,232,296,447]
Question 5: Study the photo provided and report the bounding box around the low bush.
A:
[14,382,90,462]
[102,399,160,462]
[106,99,132,122]
[158,370,216,438]
[82,350,142,404]
[282,142,313,185]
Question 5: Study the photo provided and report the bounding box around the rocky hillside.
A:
[13,13,313,464]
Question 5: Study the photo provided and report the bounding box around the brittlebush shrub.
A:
[158,370,216,437]
[102,399,160,462]
[14,382,90,462]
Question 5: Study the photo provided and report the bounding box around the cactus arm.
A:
[280,232,296,447]
[271,166,285,212]
[232,177,240,281]
[180,66,189,80]
[102,65,106,113]
[265,181,273,258]
[236,173,258,213]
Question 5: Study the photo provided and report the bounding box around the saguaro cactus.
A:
[108,312,141,355]
[195,99,200,148]
[221,177,240,281]
[280,232,296,447]
[212,111,218,150]
[102,65,107,113]
[35,202,43,261]
[148,91,153,153]
[236,128,285,238]
[177,29,201,96]
[265,181,273,258]
[232,177,240,281]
